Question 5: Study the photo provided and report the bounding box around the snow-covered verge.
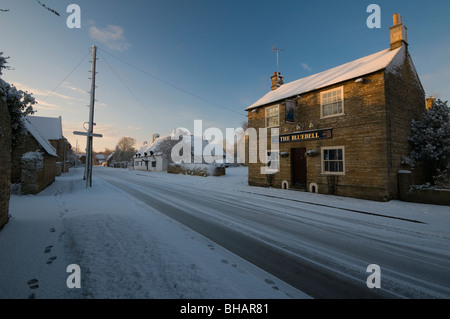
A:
[0,167,307,299]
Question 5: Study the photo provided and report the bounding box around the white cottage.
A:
[133,136,169,172]
[134,134,232,172]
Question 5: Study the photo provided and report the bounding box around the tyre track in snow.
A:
[96,169,399,298]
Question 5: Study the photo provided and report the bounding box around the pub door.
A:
[292,148,307,188]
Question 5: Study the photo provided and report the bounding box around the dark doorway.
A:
[292,148,307,188]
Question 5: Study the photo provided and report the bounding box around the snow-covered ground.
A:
[0,166,308,299]
[1,165,449,299]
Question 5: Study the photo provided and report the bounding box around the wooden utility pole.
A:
[74,45,102,187]
[86,45,97,187]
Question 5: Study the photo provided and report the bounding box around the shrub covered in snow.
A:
[168,163,225,177]
[0,52,37,147]
[406,99,450,183]
[22,150,44,169]
[433,169,450,190]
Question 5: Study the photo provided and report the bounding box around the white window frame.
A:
[265,105,280,128]
[320,86,344,119]
[321,146,345,175]
[264,151,279,174]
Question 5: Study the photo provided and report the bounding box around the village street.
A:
[1,166,450,299]
[95,167,450,299]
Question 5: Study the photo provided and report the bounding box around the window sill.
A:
[321,172,346,176]
[320,113,345,120]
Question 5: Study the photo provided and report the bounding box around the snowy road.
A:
[95,167,450,299]
[2,166,450,299]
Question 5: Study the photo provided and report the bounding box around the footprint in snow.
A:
[265,278,279,291]
[27,279,39,290]
[44,245,53,254]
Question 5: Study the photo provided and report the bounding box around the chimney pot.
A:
[393,13,401,25]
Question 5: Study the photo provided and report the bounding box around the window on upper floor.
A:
[266,105,279,128]
[320,86,344,118]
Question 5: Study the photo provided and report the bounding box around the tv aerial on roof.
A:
[272,46,286,83]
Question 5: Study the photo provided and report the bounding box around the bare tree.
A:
[114,136,136,162]
[154,136,181,163]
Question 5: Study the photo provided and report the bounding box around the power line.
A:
[42,49,91,102]
[97,47,246,117]
[98,51,161,126]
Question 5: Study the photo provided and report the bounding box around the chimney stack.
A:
[271,72,284,91]
[390,13,408,50]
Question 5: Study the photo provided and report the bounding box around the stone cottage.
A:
[246,14,426,201]
[26,116,71,173]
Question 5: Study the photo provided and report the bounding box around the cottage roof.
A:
[26,116,63,140]
[135,135,232,161]
[136,137,167,157]
[246,46,404,110]
[23,118,58,157]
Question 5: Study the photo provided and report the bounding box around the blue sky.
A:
[1,0,449,152]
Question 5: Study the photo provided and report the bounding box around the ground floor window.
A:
[267,151,279,172]
[151,161,157,168]
[321,146,345,175]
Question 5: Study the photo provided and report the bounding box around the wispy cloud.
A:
[301,62,312,72]
[11,82,76,101]
[89,25,131,51]
[63,82,88,96]
[34,100,60,111]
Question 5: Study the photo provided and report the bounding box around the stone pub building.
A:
[246,14,426,201]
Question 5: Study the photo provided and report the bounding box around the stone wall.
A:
[384,52,426,197]
[398,171,450,206]
[50,138,70,173]
[21,150,56,195]
[0,96,11,230]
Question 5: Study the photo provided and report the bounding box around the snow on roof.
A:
[106,152,115,161]
[135,135,232,161]
[246,46,404,110]
[23,118,58,157]
[137,135,181,156]
[26,116,63,140]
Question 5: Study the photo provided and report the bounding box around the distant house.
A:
[26,116,71,173]
[133,136,169,172]
[95,154,106,165]
[105,152,115,166]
